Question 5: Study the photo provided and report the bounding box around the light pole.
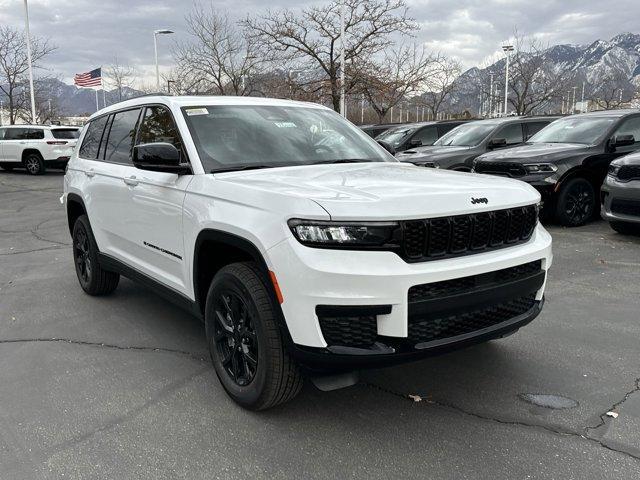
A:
[488,72,494,117]
[571,86,577,114]
[339,1,346,117]
[502,45,514,116]
[580,81,585,113]
[154,29,174,92]
[23,0,37,123]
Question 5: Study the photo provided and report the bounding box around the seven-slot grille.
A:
[474,162,528,177]
[611,198,640,217]
[400,205,538,262]
[617,165,640,181]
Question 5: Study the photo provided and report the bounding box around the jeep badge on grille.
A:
[471,197,488,204]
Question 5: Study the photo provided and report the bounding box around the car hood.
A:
[611,151,640,166]
[398,145,471,161]
[214,163,540,220]
[476,143,589,163]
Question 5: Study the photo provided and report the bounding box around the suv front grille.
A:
[408,294,536,344]
[617,165,640,181]
[611,198,640,217]
[474,162,527,177]
[401,205,537,262]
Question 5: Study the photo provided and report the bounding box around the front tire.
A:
[72,215,120,295]
[205,262,302,410]
[23,153,45,175]
[555,178,595,227]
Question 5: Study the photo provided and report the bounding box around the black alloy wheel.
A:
[73,225,92,286]
[213,290,259,387]
[556,178,595,227]
[24,153,45,175]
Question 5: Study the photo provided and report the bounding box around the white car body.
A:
[62,95,552,362]
[0,125,80,171]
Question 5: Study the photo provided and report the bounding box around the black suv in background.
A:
[474,110,640,226]
[398,116,558,171]
[375,120,467,153]
[360,123,401,138]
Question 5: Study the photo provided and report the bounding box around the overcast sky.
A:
[1,0,639,85]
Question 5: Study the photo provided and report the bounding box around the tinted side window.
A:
[103,109,141,164]
[137,106,182,149]
[613,116,640,144]
[79,116,109,159]
[27,129,44,140]
[4,128,30,140]
[0,128,5,140]
[525,122,549,140]
[52,129,80,139]
[412,126,438,146]
[495,123,524,145]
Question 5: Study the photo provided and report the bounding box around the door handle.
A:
[85,168,95,178]
[123,176,139,187]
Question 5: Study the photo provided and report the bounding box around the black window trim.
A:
[134,103,193,173]
[79,103,193,174]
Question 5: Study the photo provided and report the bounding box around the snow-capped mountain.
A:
[452,32,640,115]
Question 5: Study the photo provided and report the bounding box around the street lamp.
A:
[154,29,174,92]
[23,0,37,123]
[502,45,514,116]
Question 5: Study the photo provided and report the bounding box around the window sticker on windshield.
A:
[185,108,209,116]
[274,121,297,128]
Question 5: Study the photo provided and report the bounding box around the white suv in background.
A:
[62,96,552,410]
[0,125,80,175]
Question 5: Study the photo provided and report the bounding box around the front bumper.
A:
[601,176,640,224]
[267,223,552,367]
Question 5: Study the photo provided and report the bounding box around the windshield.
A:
[434,123,496,146]
[181,105,391,172]
[528,117,616,144]
[51,128,80,139]
[376,126,418,147]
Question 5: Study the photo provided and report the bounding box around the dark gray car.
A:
[397,116,558,171]
[474,110,640,226]
[601,151,640,234]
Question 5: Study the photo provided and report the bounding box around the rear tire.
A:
[23,152,45,175]
[205,262,302,410]
[72,215,120,295]
[555,178,595,227]
[609,221,639,235]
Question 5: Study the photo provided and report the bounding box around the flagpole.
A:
[23,0,37,123]
[95,89,99,111]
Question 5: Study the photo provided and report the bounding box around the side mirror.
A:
[487,138,507,149]
[377,140,396,156]
[612,134,635,148]
[133,143,190,174]
[409,138,422,147]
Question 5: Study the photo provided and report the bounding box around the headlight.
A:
[608,164,621,177]
[524,163,558,173]
[288,219,399,248]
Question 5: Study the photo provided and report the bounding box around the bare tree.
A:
[173,4,266,96]
[502,32,574,115]
[359,44,436,123]
[0,26,55,124]
[106,58,137,101]
[591,71,635,110]
[244,0,417,112]
[421,57,461,119]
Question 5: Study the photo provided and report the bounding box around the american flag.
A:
[74,67,102,88]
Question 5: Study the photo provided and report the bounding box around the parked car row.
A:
[364,110,640,232]
[0,124,80,175]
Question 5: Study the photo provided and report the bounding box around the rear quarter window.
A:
[79,116,109,159]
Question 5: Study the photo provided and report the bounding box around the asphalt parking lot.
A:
[1,172,639,479]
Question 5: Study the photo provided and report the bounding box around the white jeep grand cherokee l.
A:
[62,96,552,410]
[0,125,80,175]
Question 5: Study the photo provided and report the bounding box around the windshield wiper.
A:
[311,159,375,165]
[210,164,278,174]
